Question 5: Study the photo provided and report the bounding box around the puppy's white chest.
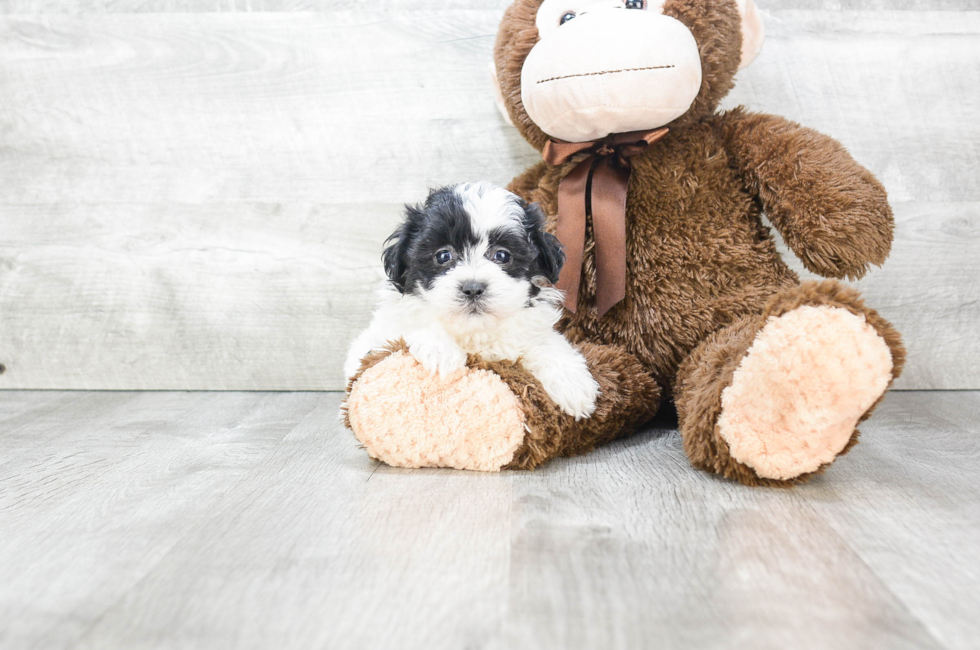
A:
[454,329,526,362]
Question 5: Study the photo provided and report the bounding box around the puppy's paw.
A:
[537,362,600,421]
[408,336,467,377]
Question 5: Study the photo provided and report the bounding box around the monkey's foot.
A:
[344,349,526,471]
[342,340,660,472]
[716,305,894,481]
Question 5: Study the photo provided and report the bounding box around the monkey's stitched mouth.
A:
[536,64,675,84]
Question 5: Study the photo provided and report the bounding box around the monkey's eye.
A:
[559,11,576,25]
[492,249,511,264]
[435,250,453,265]
[624,0,644,7]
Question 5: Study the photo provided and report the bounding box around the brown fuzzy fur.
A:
[716,110,894,280]
[490,0,904,484]
[343,340,661,470]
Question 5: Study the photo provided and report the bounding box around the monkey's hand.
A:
[717,109,894,280]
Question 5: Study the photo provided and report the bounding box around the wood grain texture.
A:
[0,390,323,650]
[0,4,977,389]
[1,390,977,649]
[0,203,398,389]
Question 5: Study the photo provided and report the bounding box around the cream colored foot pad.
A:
[718,306,893,480]
[346,351,527,471]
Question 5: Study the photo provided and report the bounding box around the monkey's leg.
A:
[674,280,905,487]
[506,341,661,468]
[342,341,660,471]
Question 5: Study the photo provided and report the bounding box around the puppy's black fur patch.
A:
[521,200,565,285]
[384,187,477,294]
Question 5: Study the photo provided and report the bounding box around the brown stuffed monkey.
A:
[343,0,904,487]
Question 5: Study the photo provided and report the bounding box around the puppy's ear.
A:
[382,205,422,292]
[522,201,565,285]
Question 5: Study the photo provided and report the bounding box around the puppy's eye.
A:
[559,11,575,24]
[624,0,644,8]
[492,249,511,264]
[435,250,453,264]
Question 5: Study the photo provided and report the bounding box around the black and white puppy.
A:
[343,182,599,420]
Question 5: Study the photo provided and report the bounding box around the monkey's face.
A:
[523,0,702,142]
[494,0,764,147]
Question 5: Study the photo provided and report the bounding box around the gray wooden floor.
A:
[1,390,978,650]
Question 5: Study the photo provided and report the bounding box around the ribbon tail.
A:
[590,158,631,318]
[554,158,592,312]
[543,139,600,166]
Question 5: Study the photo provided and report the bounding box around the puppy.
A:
[344,182,599,420]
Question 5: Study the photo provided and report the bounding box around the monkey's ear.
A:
[736,0,765,70]
[382,206,421,293]
[523,201,564,285]
[489,61,515,127]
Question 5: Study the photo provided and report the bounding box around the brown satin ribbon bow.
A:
[542,127,669,317]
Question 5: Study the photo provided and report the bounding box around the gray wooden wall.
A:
[0,1,977,391]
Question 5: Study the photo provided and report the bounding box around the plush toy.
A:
[343,0,904,486]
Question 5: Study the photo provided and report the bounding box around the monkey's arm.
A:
[717,108,893,279]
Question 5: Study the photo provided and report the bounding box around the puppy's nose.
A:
[460,281,487,298]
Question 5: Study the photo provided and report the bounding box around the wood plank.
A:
[0,12,534,205]
[0,390,322,650]
[490,414,950,650]
[0,8,977,389]
[0,391,149,463]
[2,10,975,206]
[810,392,980,650]
[0,389,75,421]
[1,0,974,13]
[770,1,978,9]
[70,395,516,650]
[0,0,514,12]
[0,201,973,390]
[2,390,978,649]
[0,202,398,390]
